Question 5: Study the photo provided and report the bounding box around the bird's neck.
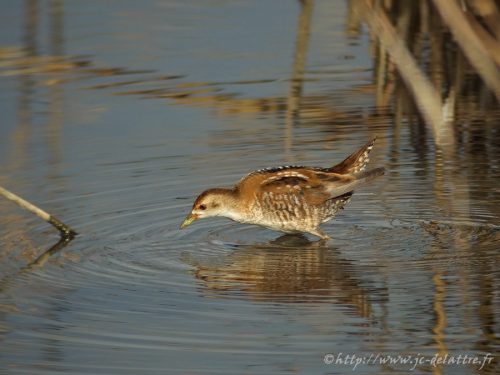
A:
[217,188,247,222]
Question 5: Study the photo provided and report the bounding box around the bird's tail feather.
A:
[327,167,385,197]
[329,138,376,174]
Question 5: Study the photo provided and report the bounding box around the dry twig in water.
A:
[0,185,77,239]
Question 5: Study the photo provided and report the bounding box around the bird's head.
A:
[180,188,238,229]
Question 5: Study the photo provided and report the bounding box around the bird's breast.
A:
[246,191,324,230]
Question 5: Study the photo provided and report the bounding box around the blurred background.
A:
[0,1,499,374]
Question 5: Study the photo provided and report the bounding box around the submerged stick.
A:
[0,185,77,239]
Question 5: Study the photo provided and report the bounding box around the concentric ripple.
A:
[1,0,499,372]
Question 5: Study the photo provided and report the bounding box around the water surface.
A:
[0,1,499,374]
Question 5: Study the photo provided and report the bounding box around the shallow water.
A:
[0,1,499,374]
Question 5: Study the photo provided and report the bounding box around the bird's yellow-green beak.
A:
[180,213,198,229]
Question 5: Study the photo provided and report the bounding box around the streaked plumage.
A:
[181,138,384,239]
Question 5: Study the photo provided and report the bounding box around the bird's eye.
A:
[199,204,207,210]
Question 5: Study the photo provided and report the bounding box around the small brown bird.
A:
[181,139,384,239]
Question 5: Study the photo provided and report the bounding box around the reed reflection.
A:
[47,0,64,173]
[476,268,498,375]
[352,0,500,148]
[1,0,71,263]
[187,235,385,319]
[285,0,313,160]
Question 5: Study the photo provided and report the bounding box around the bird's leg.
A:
[307,229,331,241]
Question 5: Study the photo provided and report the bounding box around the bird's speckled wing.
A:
[235,138,378,208]
[237,167,354,206]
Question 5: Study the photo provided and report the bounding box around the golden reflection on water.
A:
[2,0,498,137]
[432,272,447,375]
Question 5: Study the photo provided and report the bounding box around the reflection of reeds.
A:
[352,0,500,147]
[356,0,454,146]
[432,272,447,375]
[2,0,497,152]
[285,0,314,158]
[432,0,500,99]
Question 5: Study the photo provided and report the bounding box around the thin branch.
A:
[0,185,77,239]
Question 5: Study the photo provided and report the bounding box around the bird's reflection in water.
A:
[186,234,386,320]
